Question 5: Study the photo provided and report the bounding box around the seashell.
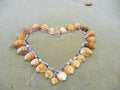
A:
[24,52,35,61]
[17,33,26,40]
[32,24,41,30]
[76,54,85,62]
[70,60,80,68]
[36,64,47,73]
[59,27,67,33]
[63,65,74,75]
[44,70,54,79]
[13,40,26,48]
[85,2,92,6]
[86,36,95,43]
[80,47,92,56]
[66,24,74,31]
[57,71,67,81]
[86,30,95,37]
[74,23,81,30]
[23,26,31,34]
[81,25,89,32]
[17,46,29,55]
[31,58,40,66]
[85,42,95,49]
[50,77,58,85]
[54,30,61,35]
[48,28,54,34]
[41,24,49,31]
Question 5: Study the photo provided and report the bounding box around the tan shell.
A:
[81,26,89,32]
[54,30,61,35]
[80,47,92,56]
[66,24,74,31]
[17,46,29,55]
[32,24,40,30]
[13,40,26,48]
[86,36,95,43]
[70,60,80,68]
[44,70,54,79]
[41,24,49,31]
[23,26,31,34]
[74,23,81,30]
[50,77,58,85]
[85,42,95,49]
[31,58,40,66]
[63,65,74,75]
[59,27,67,33]
[76,54,85,62]
[17,33,26,40]
[48,28,54,34]
[85,2,92,6]
[36,64,47,73]
[57,71,67,81]
[86,30,95,37]
[24,52,35,61]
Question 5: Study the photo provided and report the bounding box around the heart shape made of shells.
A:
[13,23,95,85]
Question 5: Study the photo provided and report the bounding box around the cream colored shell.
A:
[80,47,92,56]
[57,72,67,81]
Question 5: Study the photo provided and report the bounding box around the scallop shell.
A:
[32,24,40,30]
[70,60,80,68]
[54,30,61,35]
[44,70,54,79]
[24,52,35,61]
[85,42,95,49]
[13,40,26,48]
[48,28,54,34]
[50,77,58,85]
[41,24,49,31]
[57,71,67,81]
[80,47,92,56]
[81,26,89,32]
[59,27,67,33]
[66,24,74,31]
[17,46,29,55]
[36,64,47,73]
[86,36,95,43]
[63,65,74,75]
[31,58,40,66]
[17,33,26,40]
[86,30,95,37]
[23,26,31,34]
[74,23,81,30]
[76,54,85,62]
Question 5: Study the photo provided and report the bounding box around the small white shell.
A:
[59,27,67,33]
[17,46,29,55]
[80,47,92,56]
[31,59,40,66]
[57,72,67,81]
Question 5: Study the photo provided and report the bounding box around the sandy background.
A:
[0,0,120,90]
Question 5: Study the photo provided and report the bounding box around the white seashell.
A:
[57,72,67,81]
[31,58,40,66]
[60,27,67,33]
[80,48,92,56]
[17,46,29,55]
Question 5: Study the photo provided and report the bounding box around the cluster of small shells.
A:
[13,23,95,85]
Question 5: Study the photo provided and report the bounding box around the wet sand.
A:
[0,0,120,90]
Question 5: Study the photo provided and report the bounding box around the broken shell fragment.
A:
[80,47,92,56]
[36,64,47,73]
[51,77,58,85]
[32,24,40,30]
[63,65,74,75]
[86,36,95,43]
[66,24,74,31]
[57,71,67,81]
[24,52,35,61]
[59,27,67,33]
[23,26,31,34]
[31,58,40,66]
[44,70,54,79]
[71,60,80,68]
[74,23,81,30]
[48,28,54,34]
[17,46,29,55]
[17,33,26,40]
[41,24,49,31]
[13,40,26,48]
[76,54,85,62]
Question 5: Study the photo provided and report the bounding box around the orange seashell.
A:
[81,25,89,32]
[85,42,95,49]
[86,30,95,37]
[54,30,61,35]
[66,24,74,31]
[13,40,26,48]
[24,52,35,61]
[63,65,74,75]
[86,36,95,43]
[74,23,81,30]
[41,24,49,31]
[80,47,92,56]
[48,28,54,34]
[23,26,31,34]
[50,77,58,85]
[32,24,40,30]
[76,54,85,62]
[36,64,47,73]
[70,60,80,68]
[31,58,40,66]
[17,33,26,40]
[44,70,54,79]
